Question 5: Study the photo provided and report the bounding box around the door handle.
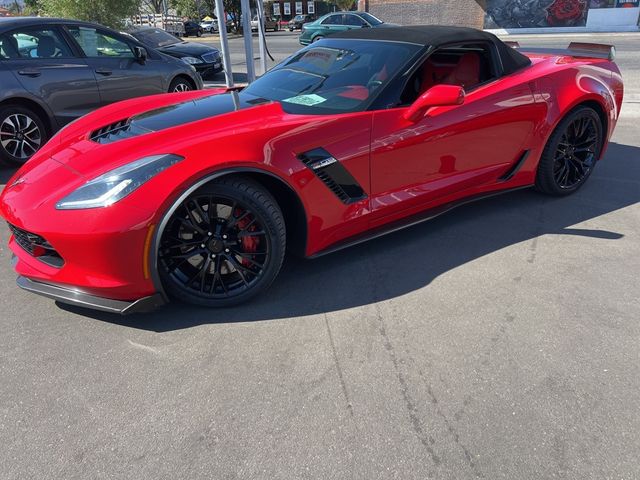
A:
[17,69,41,77]
[95,68,113,76]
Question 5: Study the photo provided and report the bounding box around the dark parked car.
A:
[183,20,203,37]
[128,27,222,79]
[288,14,314,31]
[299,12,393,45]
[0,17,203,166]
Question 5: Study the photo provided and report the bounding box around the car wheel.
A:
[197,30,202,37]
[312,35,324,43]
[0,104,47,167]
[289,27,294,31]
[169,77,193,93]
[158,176,286,307]
[535,106,603,196]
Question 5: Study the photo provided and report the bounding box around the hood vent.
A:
[90,119,134,144]
[298,148,367,204]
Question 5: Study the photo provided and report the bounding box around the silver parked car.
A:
[0,17,203,166]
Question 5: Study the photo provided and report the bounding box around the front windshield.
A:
[134,28,180,48]
[242,39,421,115]
[359,12,383,25]
[293,15,304,21]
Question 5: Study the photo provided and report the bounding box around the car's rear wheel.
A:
[535,106,603,196]
[0,104,47,167]
[158,176,286,307]
[169,77,193,93]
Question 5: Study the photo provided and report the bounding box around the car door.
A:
[320,14,347,35]
[369,61,542,224]
[344,14,368,30]
[64,25,166,106]
[1,26,100,127]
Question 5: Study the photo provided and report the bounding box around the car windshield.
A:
[134,28,180,48]
[358,12,383,25]
[242,39,422,115]
[293,15,304,21]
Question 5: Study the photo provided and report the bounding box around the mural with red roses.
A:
[484,0,589,28]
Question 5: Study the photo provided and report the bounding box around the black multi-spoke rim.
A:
[553,115,598,189]
[159,194,270,299]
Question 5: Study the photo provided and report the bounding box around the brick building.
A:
[358,0,640,31]
[361,0,486,28]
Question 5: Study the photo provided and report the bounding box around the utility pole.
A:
[256,0,267,75]
[240,0,256,82]
[214,0,234,88]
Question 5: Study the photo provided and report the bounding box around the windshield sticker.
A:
[283,94,327,106]
[300,48,339,69]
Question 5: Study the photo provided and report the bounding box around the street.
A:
[1,31,639,479]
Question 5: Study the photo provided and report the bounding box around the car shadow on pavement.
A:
[58,141,640,332]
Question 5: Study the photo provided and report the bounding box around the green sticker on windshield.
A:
[283,94,327,106]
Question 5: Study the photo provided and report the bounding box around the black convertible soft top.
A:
[331,25,531,76]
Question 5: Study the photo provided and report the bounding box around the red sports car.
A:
[0,26,624,314]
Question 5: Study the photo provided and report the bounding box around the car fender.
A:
[147,165,307,300]
[536,63,618,157]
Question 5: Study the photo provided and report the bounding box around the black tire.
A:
[0,104,47,167]
[197,30,202,37]
[158,176,286,307]
[168,77,194,93]
[535,106,603,196]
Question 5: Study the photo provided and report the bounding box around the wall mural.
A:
[484,0,588,28]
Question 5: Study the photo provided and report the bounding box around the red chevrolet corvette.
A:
[0,26,624,314]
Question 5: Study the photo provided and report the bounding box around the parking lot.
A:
[1,31,639,479]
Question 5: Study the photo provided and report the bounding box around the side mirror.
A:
[403,84,465,123]
[133,46,147,64]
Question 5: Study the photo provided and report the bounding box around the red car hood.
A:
[13,88,291,179]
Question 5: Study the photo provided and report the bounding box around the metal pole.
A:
[256,0,267,76]
[214,0,234,88]
[240,0,255,83]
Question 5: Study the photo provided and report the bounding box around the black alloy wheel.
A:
[0,105,46,166]
[535,106,603,196]
[158,176,286,307]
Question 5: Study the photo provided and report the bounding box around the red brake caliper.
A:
[235,208,259,267]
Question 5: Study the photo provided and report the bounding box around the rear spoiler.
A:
[505,41,616,61]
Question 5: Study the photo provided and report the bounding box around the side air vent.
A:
[298,148,367,204]
[90,119,133,144]
[499,150,530,181]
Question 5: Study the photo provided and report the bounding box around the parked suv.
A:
[0,17,203,166]
[250,15,280,32]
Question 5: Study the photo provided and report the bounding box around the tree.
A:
[39,0,139,29]
[334,0,354,11]
[24,0,41,15]
[171,0,202,18]
[139,0,165,13]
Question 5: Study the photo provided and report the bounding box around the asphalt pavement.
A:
[0,31,639,479]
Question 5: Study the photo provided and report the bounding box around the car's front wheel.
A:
[158,176,286,307]
[169,77,193,93]
[0,104,47,166]
[535,106,603,196]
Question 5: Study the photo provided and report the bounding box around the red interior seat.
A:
[443,53,480,89]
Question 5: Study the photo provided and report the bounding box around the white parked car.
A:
[200,20,218,33]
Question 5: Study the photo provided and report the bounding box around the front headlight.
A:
[56,154,183,210]
[181,56,203,65]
